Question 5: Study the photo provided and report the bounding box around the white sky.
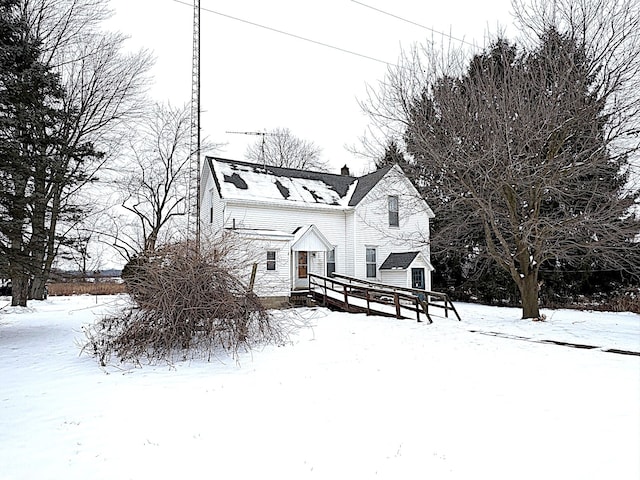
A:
[106,0,515,174]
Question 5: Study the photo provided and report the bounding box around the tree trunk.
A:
[11,273,29,307]
[519,272,541,319]
[144,231,158,253]
[30,276,47,301]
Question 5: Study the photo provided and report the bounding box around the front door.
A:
[295,251,308,289]
[412,267,426,301]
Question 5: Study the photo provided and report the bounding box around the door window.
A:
[297,251,308,278]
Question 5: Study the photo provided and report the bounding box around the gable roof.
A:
[291,224,333,251]
[206,157,392,208]
[348,166,393,206]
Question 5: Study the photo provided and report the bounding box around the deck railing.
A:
[307,273,460,323]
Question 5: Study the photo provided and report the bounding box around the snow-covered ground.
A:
[1,295,638,479]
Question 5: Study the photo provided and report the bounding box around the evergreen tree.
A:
[376,140,405,168]
[401,31,638,318]
[0,0,99,305]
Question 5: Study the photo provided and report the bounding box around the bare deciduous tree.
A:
[116,102,191,257]
[362,0,639,319]
[1,0,153,305]
[244,127,327,171]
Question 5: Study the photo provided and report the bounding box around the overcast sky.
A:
[106,0,515,174]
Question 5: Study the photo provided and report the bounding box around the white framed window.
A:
[209,190,215,224]
[266,251,276,271]
[388,195,399,227]
[327,248,336,276]
[366,247,377,278]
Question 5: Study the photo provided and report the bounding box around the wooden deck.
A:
[307,273,460,323]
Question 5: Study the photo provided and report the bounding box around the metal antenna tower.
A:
[189,0,201,252]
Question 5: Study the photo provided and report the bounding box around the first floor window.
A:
[366,247,377,278]
[411,268,425,290]
[327,248,336,276]
[266,251,276,271]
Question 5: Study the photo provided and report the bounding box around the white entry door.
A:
[294,251,308,289]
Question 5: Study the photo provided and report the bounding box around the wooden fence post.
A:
[248,263,258,292]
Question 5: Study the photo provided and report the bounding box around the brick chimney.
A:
[341,164,350,176]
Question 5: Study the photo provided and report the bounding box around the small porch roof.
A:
[380,251,433,271]
[291,225,333,252]
[227,227,294,241]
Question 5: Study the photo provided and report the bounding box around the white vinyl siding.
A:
[379,270,407,288]
[225,233,291,298]
[201,184,225,233]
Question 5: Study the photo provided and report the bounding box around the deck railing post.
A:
[394,293,401,318]
[343,284,349,311]
[323,276,327,306]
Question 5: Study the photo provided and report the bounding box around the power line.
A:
[172,0,398,67]
[351,0,480,49]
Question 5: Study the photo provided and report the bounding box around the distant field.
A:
[47,282,126,296]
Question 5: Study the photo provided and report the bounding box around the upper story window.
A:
[266,251,276,271]
[388,195,399,227]
[366,247,377,278]
[209,190,215,224]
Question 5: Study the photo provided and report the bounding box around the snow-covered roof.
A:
[207,157,392,208]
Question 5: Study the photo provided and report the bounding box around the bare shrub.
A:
[578,290,640,314]
[83,242,285,365]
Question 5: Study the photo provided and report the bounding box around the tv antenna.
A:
[226,130,279,166]
[189,0,201,252]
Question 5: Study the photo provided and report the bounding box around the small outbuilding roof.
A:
[379,252,421,270]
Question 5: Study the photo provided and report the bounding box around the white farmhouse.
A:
[201,157,435,306]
